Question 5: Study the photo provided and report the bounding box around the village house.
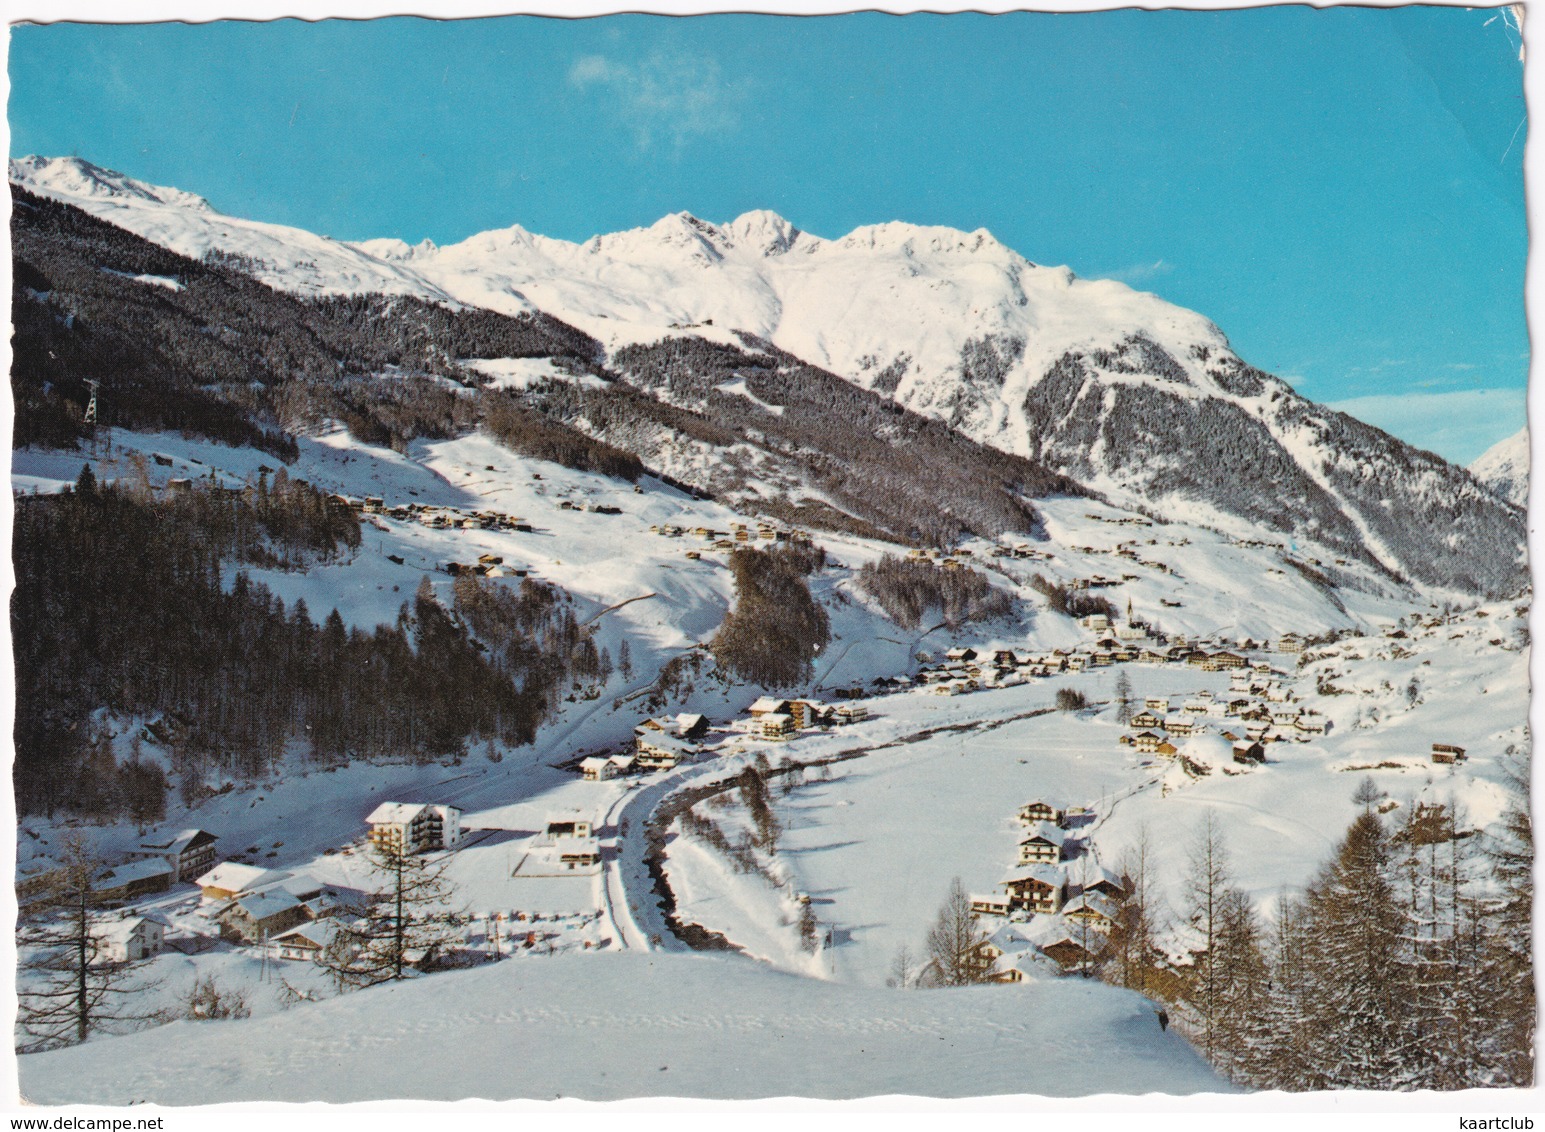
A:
[195,862,291,902]
[92,858,174,905]
[675,713,711,742]
[127,828,220,883]
[579,756,617,781]
[999,864,1066,914]
[1129,710,1163,730]
[1209,651,1248,670]
[608,753,639,776]
[752,712,796,741]
[273,918,348,963]
[366,802,463,855]
[969,892,1012,917]
[1232,741,1267,765]
[1018,823,1066,865]
[787,700,829,729]
[217,888,309,944]
[545,812,594,840]
[635,730,697,769]
[1062,892,1120,931]
[1017,799,1065,827]
[1431,743,1468,765]
[1295,714,1327,736]
[1039,931,1106,971]
[1164,715,1198,737]
[833,704,869,725]
[557,840,602,870]
[1130,730,1165,754]
[748,697,793,722]
[1068,863,1128,901]
[92,912,168,963]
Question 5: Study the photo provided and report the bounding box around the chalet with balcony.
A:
[127,828,219,883]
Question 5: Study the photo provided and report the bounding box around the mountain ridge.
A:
[10,153,1526,596]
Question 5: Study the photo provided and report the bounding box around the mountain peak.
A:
[834,219,1016,260]
[722,210,807,256]
[10,155,215,213]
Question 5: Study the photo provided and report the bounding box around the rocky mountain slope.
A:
[11,155,1526,596]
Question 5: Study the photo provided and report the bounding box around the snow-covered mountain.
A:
[1469,426,1529,508]
[8,156,474,307]
[11,154,1526,596]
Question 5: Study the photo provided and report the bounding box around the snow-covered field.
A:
[16,950,1229,1103]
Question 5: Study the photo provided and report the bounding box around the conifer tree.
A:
[1295,810,1409,1088]
[15,834,159,1051]
[321,839,461,989]
[1184,811,1232,1060]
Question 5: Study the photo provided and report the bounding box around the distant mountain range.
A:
[10,155,1527,597]
[1470,427,1529,509]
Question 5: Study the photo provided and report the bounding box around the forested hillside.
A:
[10,187,607,460]
[12,470,602,819]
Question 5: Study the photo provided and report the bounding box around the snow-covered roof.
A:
[1063,892,1120,920]
[999,863,1065,887]
[987,923,1036,954]
[231,889,303,921]
[367,801,428,824]
[197,862,288,893]
[579,756,613,770]
[1020,822,1065,846]
[265,873,326,901]
[1019,798,1064,812]
[92,917,158,944]
[1069,862,1125,891]
[748,697,790,713]
[138,828,216,853]
[1178,733,1234,766]
[95,858,173,887]
[274,919,345,948]
[638,732,695,754]
[557,838,601,857]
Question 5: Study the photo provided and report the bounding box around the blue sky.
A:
[7,7,1528,463]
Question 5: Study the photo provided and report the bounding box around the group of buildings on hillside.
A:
[20,800,470,969]
[577,699,872,782]
[965,797,1134,981]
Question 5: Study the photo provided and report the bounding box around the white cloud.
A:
[1326,386,1527,466]
[567,50,747,152]
[1089,259,1172,286]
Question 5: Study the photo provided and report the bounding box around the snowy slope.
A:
[17,950,1229,1102]
[15,152,1521,596]
[1469,426,1529,507]
[8,156,473,306]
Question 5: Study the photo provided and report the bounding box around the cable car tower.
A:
[83,379,103,456]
